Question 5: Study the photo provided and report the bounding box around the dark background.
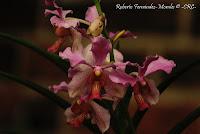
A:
[0,0,200,133]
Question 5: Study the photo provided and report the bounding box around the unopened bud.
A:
[87,15,104,37]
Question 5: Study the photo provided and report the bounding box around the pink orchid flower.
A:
[45,1,101,31]
[44,1,80,28]
[109,55,176,110]
[65,100,110,133]
[49,29,125,101]
[45,2,103,52]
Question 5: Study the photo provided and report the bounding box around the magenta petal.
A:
[91,36,111,65]
[59,47,85,67]
[85,5,99,23]
[109,70,136,87]
[141,56,176,76]
[49,81,68,93]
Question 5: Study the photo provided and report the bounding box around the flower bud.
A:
[87,15,105,37]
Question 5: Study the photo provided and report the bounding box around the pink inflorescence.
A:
[45,0,176,133]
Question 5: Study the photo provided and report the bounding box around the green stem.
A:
[168,106,200,134]
[132,59,200,130]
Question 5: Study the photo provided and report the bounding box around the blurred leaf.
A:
[0,70,101,133]
[112,86,135,134]
[168,106,200,134]
[0,32,69,73]
[132,59,200,130]
[0,70,70,109]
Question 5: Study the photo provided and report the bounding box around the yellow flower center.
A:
[95,70,102,77]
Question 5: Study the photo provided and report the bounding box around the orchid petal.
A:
[47,37,66,53]
[44,0,59,8]
[70,28,83,52]
[83,44,95,65]
[90,101,110,133]
[106,49,124,63]
[85,5,99,23]
[91,36,111,65]
[49,81,68,93]
[109,70,136,87]
[59,47,85,67]
[142,79,160,105]
[114,49,124,62]
[133,84,149,111]
[67,67,92,98]
[50,16,79,29]
[64,107,85,127]
[140,56,176,76]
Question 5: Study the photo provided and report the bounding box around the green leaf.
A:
[0,70,100,133]
[0,32,69,73]
[112,86,135,134]
[0,70,70,109]
[132,59,200,130]
[168,106,200,134]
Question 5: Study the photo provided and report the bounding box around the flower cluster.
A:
[45,0,176,133]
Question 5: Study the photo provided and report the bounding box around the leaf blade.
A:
[0,32,69,72]
[0,70,102,133]
[168,106,200,134]
[0,70,70,109]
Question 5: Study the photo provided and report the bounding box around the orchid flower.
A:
[59,36,125,101]
[45,1,105,52]
[65,100,110,133]
[109,55,176,110]
[45,0,104,35]
[49,28,126,102]
[44,0,90,28]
